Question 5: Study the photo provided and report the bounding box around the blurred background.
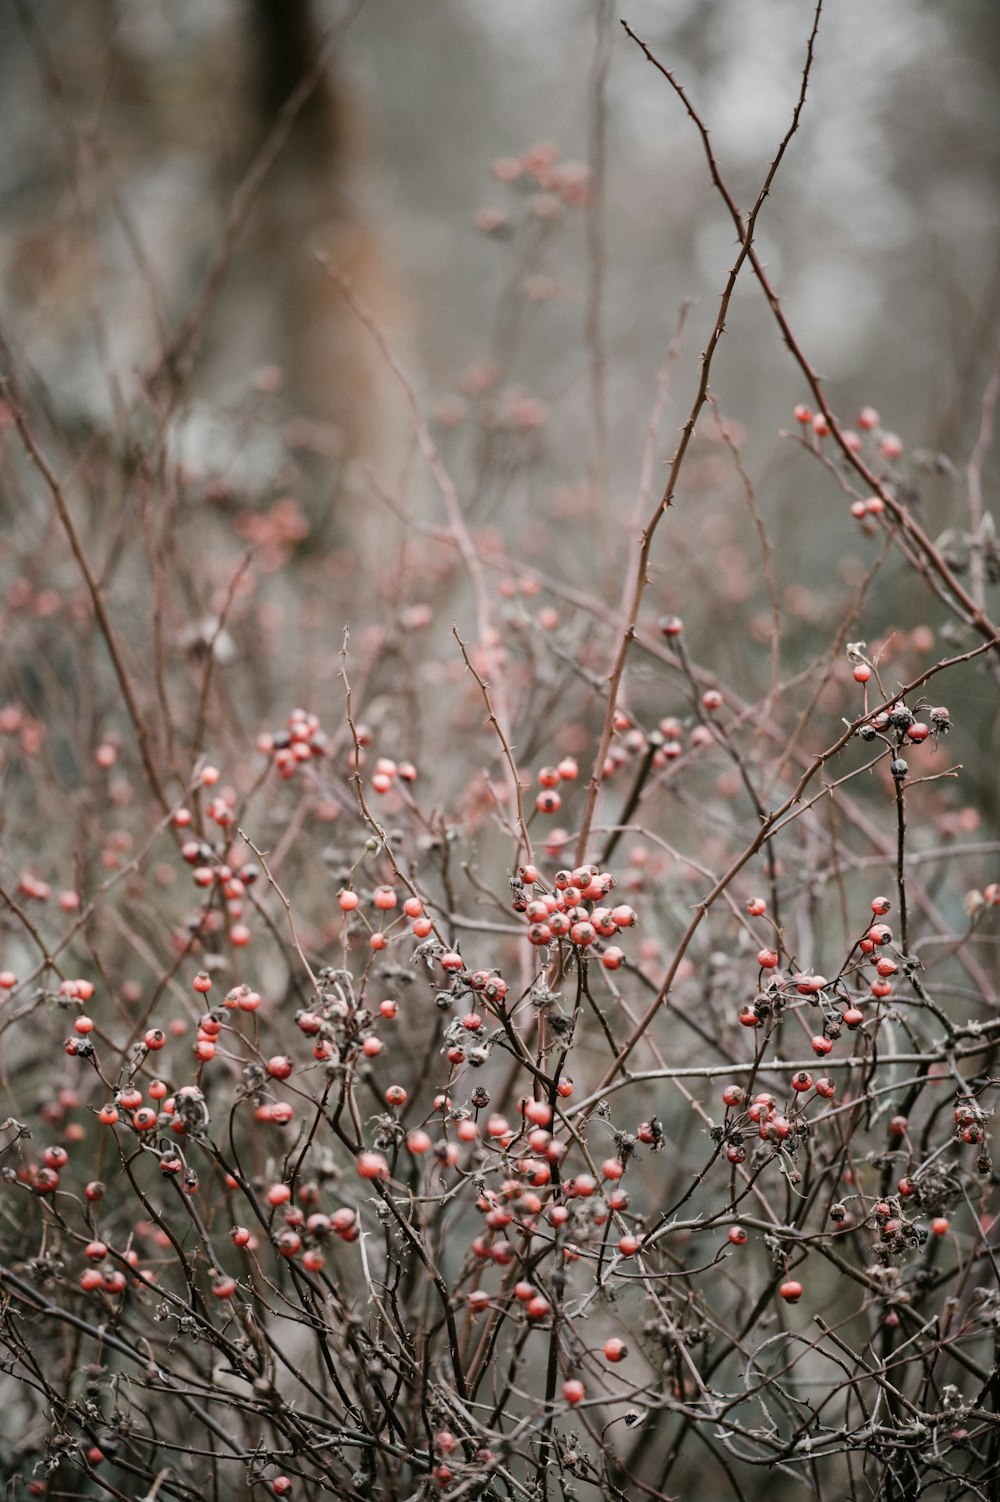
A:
[2,0,998,462]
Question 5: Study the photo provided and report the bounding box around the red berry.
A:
[779,1279,803,1304]
[357,1152,390,1180]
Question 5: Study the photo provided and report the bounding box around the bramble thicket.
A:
[1,3,1000,1500]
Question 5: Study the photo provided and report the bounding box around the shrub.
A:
[1,6,999,1501]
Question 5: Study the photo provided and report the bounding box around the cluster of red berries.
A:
[852,694,951,784]
[0,700,46,758]
[257,708,329,779]
[93,1081,208,1146]
[597,708,710,782]
[464,1101,639,1279]
[533,756,578,814]
[78,1236,145,1295]
[368,754,418,795]
[223,1190,363,1279]
[177,837,258,948]
[719,1081,833,1166]
[793,401,902,461]
[511,861,635,961]
[737,894,921,1038]
[338,880,433,953]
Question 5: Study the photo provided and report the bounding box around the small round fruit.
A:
[357,1152,390,1180]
